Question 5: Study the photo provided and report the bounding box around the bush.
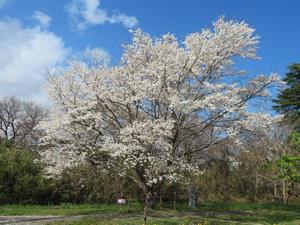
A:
[58,163,139,204]
[0,139,52,204]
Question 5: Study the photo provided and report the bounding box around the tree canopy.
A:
[273,63,300,126]
[39,18,284,207]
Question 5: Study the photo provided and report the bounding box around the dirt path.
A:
[0,214,140,225]
[0,215,83,224]
[0,216,63,224]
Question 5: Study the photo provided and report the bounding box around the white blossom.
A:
[39,18,283,193]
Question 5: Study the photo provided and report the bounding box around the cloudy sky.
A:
[0,0,299,103]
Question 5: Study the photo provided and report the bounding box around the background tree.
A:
[273,63,300,127]
[0,96,46,148]
[0,139,48,204]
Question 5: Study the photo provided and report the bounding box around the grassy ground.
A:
[45,213,300,225]
[0,203,142,216]
[46,217,259,225]
[0,202,299,224]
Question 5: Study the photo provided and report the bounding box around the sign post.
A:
[117,198,126,211]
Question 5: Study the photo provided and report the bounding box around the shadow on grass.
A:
[197,202,300,224]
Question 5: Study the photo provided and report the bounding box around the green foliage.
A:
[273,63,300,125]
[290,130,300,150]
[0,139,50,204]
[276,155,300,183]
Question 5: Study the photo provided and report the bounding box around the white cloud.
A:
[83,47,110,65]
[0,19,69,103]
[66,0,138,30]
[31,11,52,29]
[0,0,8,9]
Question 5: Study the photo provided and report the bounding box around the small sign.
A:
[117,198,126,204]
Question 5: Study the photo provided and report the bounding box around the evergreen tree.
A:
[273,63,300,126]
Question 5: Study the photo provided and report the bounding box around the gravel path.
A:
[0,215,83,225]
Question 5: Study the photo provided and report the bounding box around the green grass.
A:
[46,215,300,225]
[198,201,300,212]
[0,202,299,224]
[198,201,300,225]
[0,203,142,216]
[46,217,247,225]
[46,216,300,225]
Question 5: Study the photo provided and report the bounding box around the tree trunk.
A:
[254,172,258,200]
[145,191,156,208]
[282,180,287,204]
[273,181,277,198]
[272,181,281,202]
[132,169,162,208]
[188,185,198,209]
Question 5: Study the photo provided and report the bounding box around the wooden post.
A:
[159,195,162,209]
[143,206,147,225]
[127,192,131,212]
[120,191,123,211]
[173,191,176,210]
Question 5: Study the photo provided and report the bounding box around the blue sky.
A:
[0,0,299,104]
